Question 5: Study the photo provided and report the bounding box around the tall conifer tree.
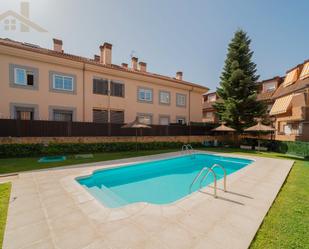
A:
[213,29,266,131]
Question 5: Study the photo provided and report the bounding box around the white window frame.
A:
[159,91,170,105]
[208,94,216,102]
[14,68,27,85]
[264,82,276,92]
[137,113,152,124]
[176,93,186,107]
[159,115,170,125]
[205,112,213,118]
[53,74,74,91]
[176,116,186,124]
[138,88,153,102]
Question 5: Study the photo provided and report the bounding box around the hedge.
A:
[0,142,203,158]
[241,138,309,158]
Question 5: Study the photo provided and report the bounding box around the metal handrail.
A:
[189,166,210,193]
[211,164,227,192]
[186,144,193,151]
[182,144,188,154]
[199,167,217,198]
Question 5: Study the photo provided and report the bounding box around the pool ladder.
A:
[182,144,195,158]
[189,164,227,198]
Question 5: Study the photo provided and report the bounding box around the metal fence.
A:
[0,119,214,137]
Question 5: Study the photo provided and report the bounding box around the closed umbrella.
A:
[122,117,151,151]
[244,119,275,151]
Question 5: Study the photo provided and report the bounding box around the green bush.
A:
[0,141,203,158]
[240,138,309,158]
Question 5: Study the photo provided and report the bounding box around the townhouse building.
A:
[269,60,309,141]
[256,76,283,115]
[202,92,219,123]
[0,38,208,125]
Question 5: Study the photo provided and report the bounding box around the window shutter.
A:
[110,111,124,124]
[93,109,108,123]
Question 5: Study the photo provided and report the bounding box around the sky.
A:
[0,0,308,91]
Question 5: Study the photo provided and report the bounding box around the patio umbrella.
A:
[244,119,275,151]
[211,123,236,146]
[121,117,151,151]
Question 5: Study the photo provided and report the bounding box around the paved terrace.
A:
[2,151,293,249]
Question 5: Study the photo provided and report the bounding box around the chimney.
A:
[94,55,100,62]
[20,2,29,18]
[53,38,63,53]
[176,71,183,80]
[139,62,147,72]
[131,57,138,70]
[100,42,112,65]
[121,63,128,69]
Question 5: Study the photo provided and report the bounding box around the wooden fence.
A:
[0,119,214,137]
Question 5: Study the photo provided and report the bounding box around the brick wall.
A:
[0,135,219,144]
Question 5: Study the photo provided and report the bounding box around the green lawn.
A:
[0,182,11,249]
[0,148,308,248]
[0,149,177,175]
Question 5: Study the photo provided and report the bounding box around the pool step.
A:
[88,186,127,208]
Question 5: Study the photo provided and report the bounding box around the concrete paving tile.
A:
[8,194,42,215]
[6,207,46,231]
[103,223,148,249]
[81,239,111,249]
[178,212,217,236]
[44,199,78,219]
[154,221,198,249]
[78,199,102,215]
[49,210,89,233]
[3,221,50,249]
[22,237,55,249]
[134,236,169,249]
[131,213,171,235]
[53,225,99,249]
[161,204,187,220]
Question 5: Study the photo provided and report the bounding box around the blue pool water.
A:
[77,154,253,208]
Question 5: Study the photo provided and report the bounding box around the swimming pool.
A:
[77,153,253,208]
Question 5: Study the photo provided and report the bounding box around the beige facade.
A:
[267,61,309,142]
[0,38,208,124]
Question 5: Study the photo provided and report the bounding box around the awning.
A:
[283,69,298,87]
[300,62,309,80]
[269,94,293,115]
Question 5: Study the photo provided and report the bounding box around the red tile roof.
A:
[0,38,208,91]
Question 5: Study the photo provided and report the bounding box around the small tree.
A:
[213,29,266,132]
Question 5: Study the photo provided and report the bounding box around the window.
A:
[138,114,152,125]
[138,88,153,102]
[159,116,170,125]
[14,68,34,86]
[159,91,170,105]
[111,81,124,97]
[205,112,213,118]
[176,93,186,107]
[93,78,108,95]
[176,117,186,124]
[283,124,292,135]
[110,110,124,124]
[264,82,276,92]
[15,107,34,120]
[93,109,108,123]
[208,94,216,102]
[53,74,73,91]
[53,110,73,121]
